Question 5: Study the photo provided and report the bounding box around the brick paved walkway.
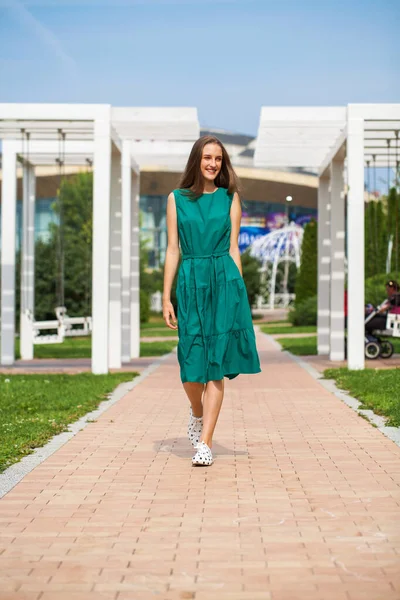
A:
[1,332,400,600]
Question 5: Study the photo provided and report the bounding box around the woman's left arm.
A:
[229,192,243,276]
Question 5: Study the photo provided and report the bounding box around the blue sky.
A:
[0,0,399,135]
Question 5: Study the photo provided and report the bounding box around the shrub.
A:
[241,250,262,308]
[140,289,150,323]
[289,295,317,326]
[295,219,317,306]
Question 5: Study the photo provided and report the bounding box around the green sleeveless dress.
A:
[174,187,261,383]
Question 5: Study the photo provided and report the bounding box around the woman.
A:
[162,135,261,467]
[365,279,400,335]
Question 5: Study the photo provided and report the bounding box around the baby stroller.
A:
[364,301,400,359]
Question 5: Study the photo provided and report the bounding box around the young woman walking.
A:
[162,135,261,467]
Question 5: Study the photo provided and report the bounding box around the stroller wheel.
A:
[365,341,380,360]
[379,340,394,359]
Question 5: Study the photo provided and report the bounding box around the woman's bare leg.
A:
[183,382,205,417]
[200,379,224,448]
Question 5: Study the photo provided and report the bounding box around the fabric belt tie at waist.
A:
[182,251,229,378]
[182,251,229,260]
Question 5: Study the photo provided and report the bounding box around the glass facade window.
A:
[0,197,58,251]
[3,194,317,268]
[140,195,168,268]
[140,195,317,268]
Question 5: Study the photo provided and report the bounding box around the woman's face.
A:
[386,284,395,297]
[200,143,223,183]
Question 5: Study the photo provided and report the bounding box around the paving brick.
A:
[0,332,399,600]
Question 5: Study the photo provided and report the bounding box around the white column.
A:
[92,115,112,374]
[20,164,36,360]
[1,142,17,366]
[121,141,132,363]
[329,159,345,361]
[130,172,140,359]
[108,149,122,369]
[317,176,331,354]
[347,116,365,370]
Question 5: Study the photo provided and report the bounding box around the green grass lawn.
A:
[275,336,318,355]
[140,340,177,356]
[275,335,400,356]
[261,324,317,335]
[324,368,400,427]
[140,328,178,337]
[15,336,177,359]
[0,372,139,473]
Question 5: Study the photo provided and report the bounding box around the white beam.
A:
[91,114,112,374]
[349,104,400,121]
[121,140,132,363]
[1,141,17,366]
[130,173,140,359]
[108,149,122,370]
[346,115,365,370]
[20,164,36,360]
[329,159,345,361]
[112,106,200,141]
[0,103,110,121]
[319,127,347,178]
[317,176,330,355]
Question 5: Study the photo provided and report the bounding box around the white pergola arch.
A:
[0,103,200,373]
[255,104,400,370]
[249,225,304,309]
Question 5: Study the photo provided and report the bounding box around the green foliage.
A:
[365,190,400,281]
[34,237,58,320]
[52,172,93,316]
[29,172,93,321]
[387,187,400,275]
[288,295,317,326]
[25,172,156,323]
[140,289,150,323]
[241,249,262,308]
[295,219,317,306]
[365,201,388,278]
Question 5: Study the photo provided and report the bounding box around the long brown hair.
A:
[178,135,241,199]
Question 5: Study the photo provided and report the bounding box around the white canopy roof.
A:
[0,104,200,171]
[254,105,400,173]
[112,107,200,170]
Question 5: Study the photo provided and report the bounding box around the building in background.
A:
[0,128,318,265]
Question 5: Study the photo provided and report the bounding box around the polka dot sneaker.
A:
[187,407,203,448]
[192,441,213,466]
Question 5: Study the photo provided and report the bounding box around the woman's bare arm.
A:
[229,192,243,276]
[163,192,181,329]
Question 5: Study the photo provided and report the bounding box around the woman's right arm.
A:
[162,192,180,329]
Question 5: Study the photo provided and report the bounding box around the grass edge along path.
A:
[261,324,317,335]
[324,367,400,428]
[14,337,178,360]
[0,371,139,473]
[275,335,400,356]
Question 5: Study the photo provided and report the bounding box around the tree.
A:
[49,172,93,317]
[387,187,400,276]
[365,199,390,279]
[295,219,317,306]
[241,250,262,309]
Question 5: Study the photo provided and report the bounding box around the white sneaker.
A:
[187,407,203,448]
[192,441,213,466]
